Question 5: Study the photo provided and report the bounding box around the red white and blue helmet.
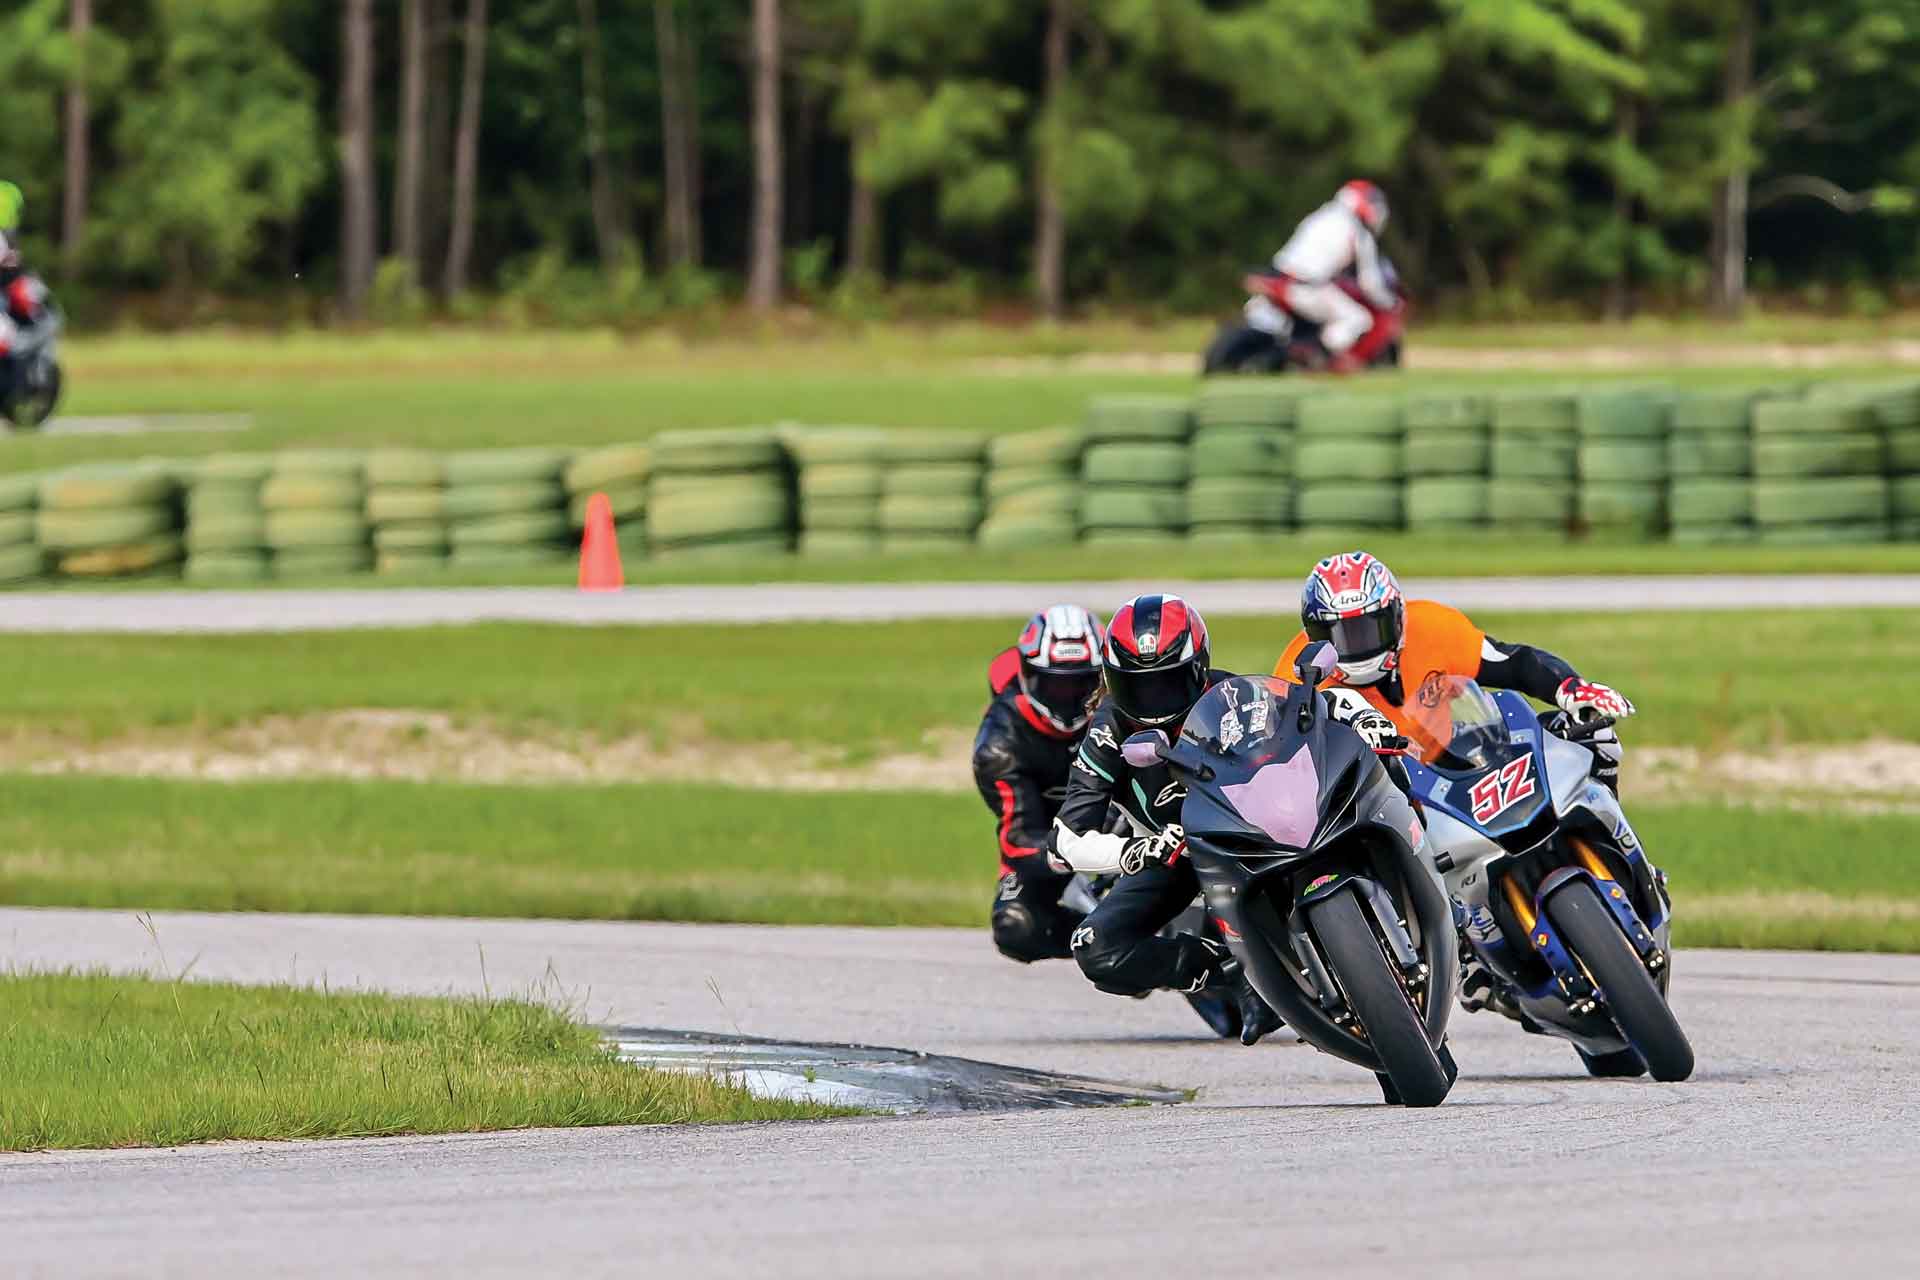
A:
[1016,604,1106,734]
[1301,551,1405,684]
[1336,180,1389,235]
[1103,594,1211,727]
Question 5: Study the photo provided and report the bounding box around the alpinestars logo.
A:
[997,873,1022,901]
[1070,925,1095,951]
[1155,782,1185,808]
[1089,724,1118,752]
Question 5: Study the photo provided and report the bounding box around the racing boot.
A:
[1459,951,1524,1024]
[1189,938,1283,1046]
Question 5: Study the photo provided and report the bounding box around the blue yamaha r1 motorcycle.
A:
[1402,676,1693,1081]
[1125,645,1458,1106]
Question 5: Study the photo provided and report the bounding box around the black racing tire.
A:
[1577,1046,1649,1078]
[1308,889,1451,1107]
[1202,324,1282,375]
[1544,879,1694,1082]
[5,357,61,428]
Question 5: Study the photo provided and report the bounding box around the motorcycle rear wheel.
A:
[1309,888,1452,1106]
[1545,880,1694,1082]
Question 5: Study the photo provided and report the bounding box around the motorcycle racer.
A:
[973,604,1107,964]
[1274,550,1637,1015]
[1265,180,1398,370]
[1044,594,1288,1043]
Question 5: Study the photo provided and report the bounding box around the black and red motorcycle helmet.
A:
[1102,594,1212,727]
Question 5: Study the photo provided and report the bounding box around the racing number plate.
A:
[1468,754,1536,824]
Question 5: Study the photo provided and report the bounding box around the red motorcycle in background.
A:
[1202,262,1406,376]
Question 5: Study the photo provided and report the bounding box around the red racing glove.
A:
[1556,678,1635,724]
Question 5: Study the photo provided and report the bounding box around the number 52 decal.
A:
[1469,754,1536,824]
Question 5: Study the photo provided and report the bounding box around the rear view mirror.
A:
[1122,730,1168,769]
[1296,640,1338,684]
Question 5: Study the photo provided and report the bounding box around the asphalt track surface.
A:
[3,573,1920,632]
[3,908,1915,1278]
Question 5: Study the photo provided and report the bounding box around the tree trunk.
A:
[1033,0,1070,320]
[746,0,783,311]
[846,169,877,278]
[423,0,456,286]
[578,0,626,270]
[340,0,378,319]
[655,0,701,269]
[62,0,93,266]
[393,0,428,282]
[1709,1,1754,317]
[1605,97,1638,323]
[444,0,488,296]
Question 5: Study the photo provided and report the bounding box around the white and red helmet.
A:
[1015,603,1106,734]
[1336,180,1389,235]
[1301,551,1405,684]
[1103,594,1212,727]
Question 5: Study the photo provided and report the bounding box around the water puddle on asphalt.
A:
[604,1027,1187,1115]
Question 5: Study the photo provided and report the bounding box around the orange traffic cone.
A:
[577,492,625,592]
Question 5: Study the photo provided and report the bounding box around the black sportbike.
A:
[1125,645,1459,1105]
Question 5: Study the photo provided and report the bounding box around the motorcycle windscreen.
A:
[1400,675,1512,773]
[1180,676,1325,848]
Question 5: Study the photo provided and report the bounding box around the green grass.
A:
[10,532,1920,592]
[0,969,842,1151]
[0,774,1913,949]
[2,609,1915,752]
[5,325,1913,477]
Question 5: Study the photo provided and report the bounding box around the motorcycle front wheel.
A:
[1309,888,1452,1106]
[4,359,60,430]
[1201,324,1284,375]
[1545,879,1694,1082]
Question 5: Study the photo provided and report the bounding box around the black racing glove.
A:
[1118,824,1185,876]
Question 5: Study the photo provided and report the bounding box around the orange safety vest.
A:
[1274,599,1486,757]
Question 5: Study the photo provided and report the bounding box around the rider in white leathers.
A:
[1258,180,1396,369]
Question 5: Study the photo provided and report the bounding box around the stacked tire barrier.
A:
[365,448,447,575]
[1295,395,1402,538]
[790,428,885,558]
[0,470,42,583]
[980,426,1082,552]
[1871,382,1920,541]
[1404,395,1490,534]
[1577,390,1668,536]
[646,428,792,562]
[263,450,368,577]
[39,462,182,579]
[1186,382,1297,544]
[1752,395,1888,544]
[184,453,272,582]
[565,444,651,561]
[1080,395,1190,546]
[879,431,986,555]
[1667,390,1759,544]
[1490,392,1577,532]
[445,447,573,569]
[7,381,1920,591]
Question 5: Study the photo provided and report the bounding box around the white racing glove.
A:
[1555,678,1635,724]
[1322,688,1408,753]
[1119,824,1185,876]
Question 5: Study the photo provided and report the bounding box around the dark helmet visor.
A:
[1109,662,1207,727]
[1303,609,1402,663]
[1024,668,1103,727]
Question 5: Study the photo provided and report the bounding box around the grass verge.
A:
[3,609,1916,753]
[0,970,843,1152]
[6,326,1913,476]
[0,775,1912,950]
[9,533,1920,593]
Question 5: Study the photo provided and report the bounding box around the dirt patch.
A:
[11,711,1920,805]
[1632,740,1920,801]
[14,710,979,793]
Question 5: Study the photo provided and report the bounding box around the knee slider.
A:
[991,903,1051,964]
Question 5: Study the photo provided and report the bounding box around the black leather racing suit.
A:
[971,649,1084,962]
[1045,672,1240,997]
